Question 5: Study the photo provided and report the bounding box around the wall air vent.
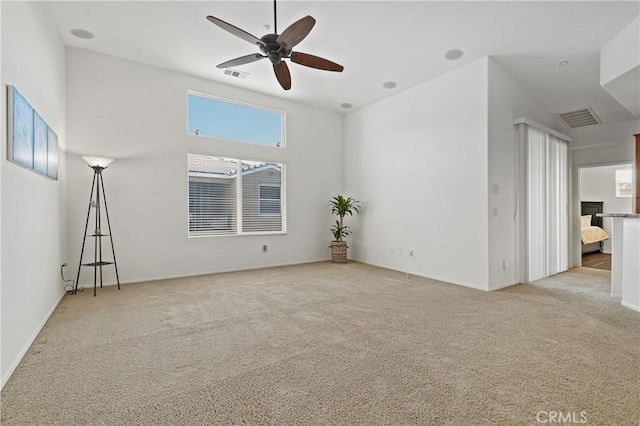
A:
[557,107,600,128]
[223,69,248,80]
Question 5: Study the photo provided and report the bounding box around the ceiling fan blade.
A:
[273,62,292,90]
[290,52,344,72]
[217,54,266,69]
[276,15,316,49]
[206,15,266,46]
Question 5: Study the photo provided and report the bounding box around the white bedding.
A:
[581,225,609,245]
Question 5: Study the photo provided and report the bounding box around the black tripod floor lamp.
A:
[75,156,120,296]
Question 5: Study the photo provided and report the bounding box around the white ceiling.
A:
[49,1,639,122]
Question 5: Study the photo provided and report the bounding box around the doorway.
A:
[578,163,634,271]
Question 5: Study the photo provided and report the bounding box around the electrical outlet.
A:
[409,250,414,257]
[263,245,268,252]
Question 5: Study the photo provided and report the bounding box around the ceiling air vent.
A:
[557,107,600,128]
[223,69,248,80]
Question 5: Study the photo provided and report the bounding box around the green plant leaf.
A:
[329,194,361,241]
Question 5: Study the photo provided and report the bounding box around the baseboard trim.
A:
[1,290,66,390]
[490,281,520,291]
[93,257,489,293]
[354,259,489,292]
[621,301,640,312]
[74,258,331,288]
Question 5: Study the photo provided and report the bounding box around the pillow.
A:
[581,215,592,227]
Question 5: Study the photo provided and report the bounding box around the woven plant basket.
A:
[330,241,349,263]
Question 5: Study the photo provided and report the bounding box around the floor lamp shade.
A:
[82,156,114,169]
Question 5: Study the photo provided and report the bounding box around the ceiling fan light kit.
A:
[206,0,343,91]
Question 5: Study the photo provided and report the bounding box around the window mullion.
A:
[281,165,286,233]
[236,160,243,235]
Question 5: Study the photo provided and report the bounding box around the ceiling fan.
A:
[206,0,344,90]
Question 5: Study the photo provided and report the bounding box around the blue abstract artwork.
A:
[11,86,34,168]
[7,85,59,180]
[34,111,48,175]
[47,128,59,179]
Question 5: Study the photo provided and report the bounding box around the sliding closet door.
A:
[527,127,548,282]
[547,135,568,276]
[526,127,569,282]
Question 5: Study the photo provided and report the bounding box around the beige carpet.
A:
[1,262,638,425]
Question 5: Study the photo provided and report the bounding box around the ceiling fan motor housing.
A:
[260,34,291,64]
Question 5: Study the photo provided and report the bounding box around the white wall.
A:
[600,17,640,118]
[580,164,633,253]
[487,59,569,288]
[1,2,67,387]
[600,16,640,86]
[344,58,490,290]
[570,119,640,150]
[66,48,343,285]
[343,57,570,291]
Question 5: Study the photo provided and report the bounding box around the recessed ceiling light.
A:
[382,81,397,89]
[263,24,271,31]
[70,28,95,39]
[559,60,569,66]
[444,49,464,60]
[340,103,352,109]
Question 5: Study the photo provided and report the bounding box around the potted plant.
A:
[329,195,361,263]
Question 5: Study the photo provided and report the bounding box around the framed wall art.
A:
[6,85,59,180]
[33,111,48,175]
[8,85,34,169]
[47,127,59,179]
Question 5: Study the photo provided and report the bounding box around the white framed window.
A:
[187,92,284,148]
[615,168,632,198]
[188,154,286,237]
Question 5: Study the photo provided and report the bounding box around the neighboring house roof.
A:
[188,155,278,177]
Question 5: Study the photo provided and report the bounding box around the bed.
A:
[581,201,609,254]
